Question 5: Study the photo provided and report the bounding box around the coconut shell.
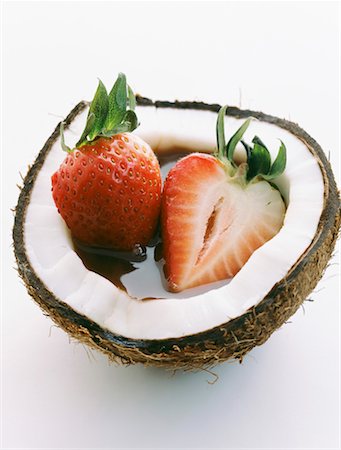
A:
[13,98,341,370]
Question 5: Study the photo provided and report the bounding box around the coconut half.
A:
[13,98,340,369]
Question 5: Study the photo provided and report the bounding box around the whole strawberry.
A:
[162,106,287,292]
[51,74,161,251]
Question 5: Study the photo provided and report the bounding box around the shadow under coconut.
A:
[76,338,263,387]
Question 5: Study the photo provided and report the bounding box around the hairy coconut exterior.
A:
[13,99,340,370]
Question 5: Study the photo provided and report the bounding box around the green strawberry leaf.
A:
[216,105,228,160]
[252,135,268,149]
[251,136,271,174]
[128,84,136,110]
[60,122,71,153]
[76,80,108,147]
[123,110,139,130]
[102,110,139,136]
[262,141,287,181]
[76,113,96,148]
[103,73,127,133]
[241,139,252,159]
[247,142,271,181]
[226,118,252,162]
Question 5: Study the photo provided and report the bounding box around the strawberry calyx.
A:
[215,105,286,184]
[61,73,138,152]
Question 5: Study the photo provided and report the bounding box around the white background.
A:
[1,1,340,449]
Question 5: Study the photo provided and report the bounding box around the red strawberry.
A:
[51,74,161,251]
[162,106,287,292]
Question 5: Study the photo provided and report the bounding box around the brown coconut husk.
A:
[13,98,340,370]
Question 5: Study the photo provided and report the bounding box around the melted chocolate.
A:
[154,242,163,262]
[72,149,190,294]
[73,240,135,291]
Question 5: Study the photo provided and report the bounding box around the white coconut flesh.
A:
[24,106,325,340]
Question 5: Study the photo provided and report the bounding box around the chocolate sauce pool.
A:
[72,150,191,294]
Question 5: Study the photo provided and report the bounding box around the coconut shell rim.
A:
[13,97,340,366]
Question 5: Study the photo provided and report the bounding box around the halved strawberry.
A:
[162,106,287,292]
